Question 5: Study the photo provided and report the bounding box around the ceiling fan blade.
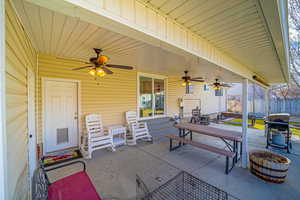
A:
[101,66,113,74]
[106,64,133,70]
[220,83,231,88]
[190,78,204,82]
[72,66,93,70]
[191,77,204,80]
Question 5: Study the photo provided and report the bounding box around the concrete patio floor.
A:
[47,123,300,200]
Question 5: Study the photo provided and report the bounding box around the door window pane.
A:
[140,76,153,118]
[154,79,165,115]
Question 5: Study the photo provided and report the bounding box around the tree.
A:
[270,1,300,101]
[289,0,300,87]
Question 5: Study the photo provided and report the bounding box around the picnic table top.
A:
[174,122,242,142]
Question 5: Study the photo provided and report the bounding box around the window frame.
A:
[137,72,168,120]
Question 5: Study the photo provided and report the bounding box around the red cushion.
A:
[48,171,101,200]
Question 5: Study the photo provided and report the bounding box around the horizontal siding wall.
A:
[37,54,137,143]
[167,76,185,117]
[167,77,227,117]
[37,54,226,144]
[5,0,37,199]
[37,54,187,143]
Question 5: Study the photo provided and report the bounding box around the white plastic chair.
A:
[81,114,115,158]
[125,111,152,145]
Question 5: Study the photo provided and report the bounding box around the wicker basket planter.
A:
[249,150,291,184]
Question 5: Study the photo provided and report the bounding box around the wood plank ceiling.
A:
[12,0,147,60]
[11,0,246,82]
[140,0,281,81]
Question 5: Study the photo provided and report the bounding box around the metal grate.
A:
[137,171,239,200]
[57,128,69,144]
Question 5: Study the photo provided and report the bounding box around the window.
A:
[138,73,166,119]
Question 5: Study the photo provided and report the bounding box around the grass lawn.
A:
[224,119,300,137]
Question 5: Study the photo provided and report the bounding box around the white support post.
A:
[264,88,270,136]
[264,88,270,116]
[0,0,7,199]
[242,79,249,168]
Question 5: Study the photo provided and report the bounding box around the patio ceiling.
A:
[140,0,289,83]
[12,0,243,83]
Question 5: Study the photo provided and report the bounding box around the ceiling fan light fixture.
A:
[96,68,107,77]
[182,82,192,86]
[88,68,96,76]
[213,85,221,90]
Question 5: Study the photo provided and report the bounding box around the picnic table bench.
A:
[167,122,243,174]
[166,135,236,174]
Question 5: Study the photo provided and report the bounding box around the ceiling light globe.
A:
[96,68,106,77]
[89,69,96,76]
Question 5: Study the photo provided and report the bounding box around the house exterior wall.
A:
[37,54,137,143]
[37,54,225,144]
[167,80,227,117]
[5,1,37,199]
[167,76,185,117]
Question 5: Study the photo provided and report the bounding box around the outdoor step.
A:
[148,122,174,131]
[150,126,178,143]
[145,118,174,131]
[150,127,178,136]
[142,117,172,126]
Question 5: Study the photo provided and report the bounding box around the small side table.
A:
[108,125,127,147]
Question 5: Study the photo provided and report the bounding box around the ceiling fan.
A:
[181,70,205,94]
[209,79,231,90]
[181,70,205,86]
[72,48,133,77]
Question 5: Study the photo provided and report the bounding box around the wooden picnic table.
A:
[169,122,243,174]
[174,122,242,142]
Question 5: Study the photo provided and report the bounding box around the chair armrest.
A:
[137,121,147,128]
[44,161,86,172]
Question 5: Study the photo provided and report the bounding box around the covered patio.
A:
[46,123,300,200]
[1,0,291,199]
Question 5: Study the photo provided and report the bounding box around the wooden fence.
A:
[270,100,300,115]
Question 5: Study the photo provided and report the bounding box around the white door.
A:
[28,68,36,179]
[44,80,78,153]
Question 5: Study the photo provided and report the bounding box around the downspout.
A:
[0,0,7,199]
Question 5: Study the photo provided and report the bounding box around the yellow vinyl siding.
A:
[37,54,137,143]
[167,76,185,117]
[37,54,189,144]
[37,54,226,146]
[5,1,37,199]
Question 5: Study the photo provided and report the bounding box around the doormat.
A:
[42,149,82,167]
